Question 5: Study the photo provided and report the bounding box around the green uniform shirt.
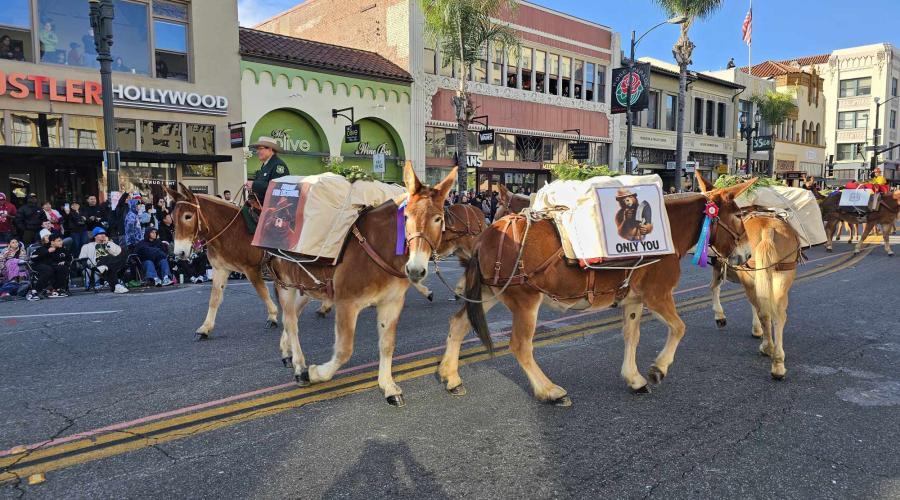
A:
[251,155,289,203]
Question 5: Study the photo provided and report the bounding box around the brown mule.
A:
[821,191,900,255]
[702,180,802,380]
[271,165,457,406]
[438,177,757,404]
[494,184,531,219]
[314,202,486,316]
[166,184,279,338]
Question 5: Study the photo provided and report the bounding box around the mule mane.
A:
[664,192,705,203]
[193,194,240,211]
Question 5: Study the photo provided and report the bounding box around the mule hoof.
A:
[771,371,786,381]
[281,357,291,368]
[631,384,651,394]
[825,247,833,253]
[889,253,895,257]
[715,318,727,329]
[386,394,406,407]
[194,333,210,341]
[447,385,467,396]
[265,320,278,329]
[549,395,573,407]
[426,292,434,302]
[295,371,311,387]
[647,366,666,385]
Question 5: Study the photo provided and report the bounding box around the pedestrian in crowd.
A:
[154,197,170,226]
[137,200,152,230]
[79,227,129,294]
[14,194,42,244]
[63,201,88,256]
[0,239,27,286]
[39,21,58,61]
[26,233,70,300]
[123,199,144,248]
[109,191,131,242]
[82,195,108,233]
[223,190,233,202]
[0,193,17,243]
[134,227,173,286]
[158,214,175,245]
[489,191,499,222]
[179,241,210,284]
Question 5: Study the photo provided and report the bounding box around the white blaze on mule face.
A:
[173,237,193,259]
[401,163,457,285]
[404,210,437,284]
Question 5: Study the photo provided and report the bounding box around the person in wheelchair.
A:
[134,227,173,286]
[78,227,129,294]
[26,233,71,300]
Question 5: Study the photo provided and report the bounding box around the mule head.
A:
[402,163,457,284]
[495,184,511,219]
[166,182,201,258]
[695,171,758,261]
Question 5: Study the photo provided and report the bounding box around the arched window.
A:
[802,120,807,143]
[815,123,821,145]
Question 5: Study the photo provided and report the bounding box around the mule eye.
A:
[184,214,193,220]
[434,216,443,224]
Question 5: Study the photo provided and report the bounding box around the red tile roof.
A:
[239,28,412,83]
[743,54,830,78]
[777,54,831,66]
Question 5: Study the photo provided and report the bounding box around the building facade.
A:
[620,58,742,190]
[0,0,243,206]
[255,0,618,194]
[239,29,412,184]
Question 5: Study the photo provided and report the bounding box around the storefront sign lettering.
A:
[270,129,311,153]
[466,153,482,168]
[112,84,229,116]
[354,142,393,157]
[0,71,102,104]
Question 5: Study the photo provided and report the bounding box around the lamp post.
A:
[871,95,899,176]
[740,108,762,175]
[88,0,120,202]
[624,15,688,175]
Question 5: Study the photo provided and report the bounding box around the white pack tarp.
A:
[532,175,675,262]
[735,185,826,248]
[252,172,405,259]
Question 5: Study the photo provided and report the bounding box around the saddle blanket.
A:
[736,186,826,248]
[251,173,405,260]
[532,175,675,264]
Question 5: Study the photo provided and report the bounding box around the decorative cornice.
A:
[422,74,610,115]
[426,119,611,143]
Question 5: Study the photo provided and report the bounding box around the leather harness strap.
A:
[352,225,407,279]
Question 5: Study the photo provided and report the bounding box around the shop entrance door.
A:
[477,172,502,194]
[47,163,100,207]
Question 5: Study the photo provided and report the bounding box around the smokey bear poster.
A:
[252,181,308,251]
[595,183,672,258]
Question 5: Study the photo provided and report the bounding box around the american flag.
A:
[741,8,752,46]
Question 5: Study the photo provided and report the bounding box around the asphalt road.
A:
[0,238,898,499]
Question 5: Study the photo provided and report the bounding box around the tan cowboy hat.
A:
[250,136,282,153]
[615,187,637,200]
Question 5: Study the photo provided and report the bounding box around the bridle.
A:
[174,197,243,249]
[701,194,747,260]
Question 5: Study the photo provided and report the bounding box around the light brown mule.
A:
[702,182,801,380]
[271,165,457,407]
[439,178,756,404]
[821,191,900,255]
[166,183,279,338]
[494,184,531,219]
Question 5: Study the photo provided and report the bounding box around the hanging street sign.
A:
[344,124,361,143]
[478,129,495,145]
[610,62,651,114]
[752,135,774,151]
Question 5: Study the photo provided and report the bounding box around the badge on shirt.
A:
[275,165,286,175]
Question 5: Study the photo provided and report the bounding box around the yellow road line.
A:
[0,249,870,482]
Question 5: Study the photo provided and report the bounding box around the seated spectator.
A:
[26,233,70,300]
[134,227,173,286]
[0,239,27,285]
[78,227,129,294]
[158,214,175,245]
[82,195,108,234]
[174,241,209,284]
[0,193,17,243]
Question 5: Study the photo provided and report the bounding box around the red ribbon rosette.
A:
[704,202,719,218]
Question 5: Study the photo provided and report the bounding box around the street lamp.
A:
[88,0,120,203]
[624,15,688,175]
[740,108,762,175]
[871,95,899,175]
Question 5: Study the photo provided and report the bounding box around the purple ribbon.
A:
[395,199,407,256]
[691,215,712,268]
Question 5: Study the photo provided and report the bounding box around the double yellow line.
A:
[0,248,871,483]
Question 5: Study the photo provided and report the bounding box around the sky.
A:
[237,0,900,71]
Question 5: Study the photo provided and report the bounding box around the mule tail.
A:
[464,251,494,355]
[754,227,779,333]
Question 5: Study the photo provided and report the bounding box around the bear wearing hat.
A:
[614,187,653,241]
[246,136,289,205]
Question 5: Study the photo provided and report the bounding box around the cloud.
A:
[238,0,301,27]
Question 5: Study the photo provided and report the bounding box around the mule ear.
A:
[721,178,758,204]
[433,167,458,202]
[497,183,510,205]
[163,185,180,201]
[403,161,423,194]
[177,182,195,199]
[695,171,714,193]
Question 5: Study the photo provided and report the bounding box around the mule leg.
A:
[246,269,279,328]
[438,291,497,395]
[278,288,294,365]
[620,301,649,392]
[769,271,794,380]
[375,288,408,406]
[506,292,569,404]
[854,222,876,254]
[710,262,727,328]
[288,293,311,378]
[883,224,895,256]
[316,300,333,318]
[824,219,837,252]
[196,267,230,337]
[307,302,361,383]
[644,294,686,385]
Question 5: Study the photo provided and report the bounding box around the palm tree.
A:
[420,0,519,192]
[752,90,798,177]
[653,0,725,191]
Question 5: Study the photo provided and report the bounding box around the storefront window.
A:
[548,53,559,95]
[154,20,188,80]
[119,161,177,196]
[534,50,546,92]
[185,124,214,154]
[505,45,518,88]
[520,47,532,91]
[10,112,61,147]
[585,62,595,101]
[573,59,584,99]
[1,0,33,62]
[597,65,607,103]
[117,119,137,151]
[183,163,215,178]
[561,57,571,98]
[141,121,183,153]
[36,0,93,66]
[68,115,105,149]
[110,0,151,76]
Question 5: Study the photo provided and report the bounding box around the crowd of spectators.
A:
[0,190,216,301]
[446,190,503,224]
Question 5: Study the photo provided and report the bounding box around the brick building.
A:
[256,1,619,194]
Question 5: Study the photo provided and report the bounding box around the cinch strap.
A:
[396,199,408,256]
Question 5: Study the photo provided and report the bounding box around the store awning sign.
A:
[610,63,651,115]
[0,71,102,104]
[345,124,361,143]
[112,85,229,116]
[478,129,495,145]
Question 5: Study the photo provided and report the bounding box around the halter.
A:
[174,198,243,249]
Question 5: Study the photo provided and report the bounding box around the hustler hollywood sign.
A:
[0,71,229,116]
